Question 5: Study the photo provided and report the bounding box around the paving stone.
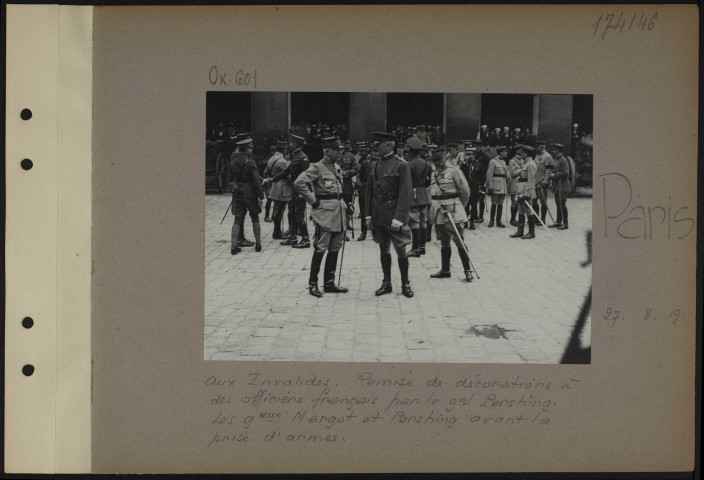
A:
[205,193,592,364]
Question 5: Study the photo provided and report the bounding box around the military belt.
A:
[374,194,398,202]
[518,179,528,183]
[545,165,555,169]
[493,173,505,177]
[432,193,459,200]
[317,193,342,200]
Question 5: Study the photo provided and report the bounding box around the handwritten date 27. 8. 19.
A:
[593,12,658,39]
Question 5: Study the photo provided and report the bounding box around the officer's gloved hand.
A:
[487,188,494,195]
[312,199,321,209]
[390,219,403,232]
[346,203,355,215]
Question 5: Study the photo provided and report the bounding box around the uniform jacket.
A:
[507,155,525,195]
[534,150,555,187]
[267,153,292,201]
[407,155,431,206]
[460,160,486,194]
[429,166,470,225]
[355,155,371,194]
[339,151,360,195]
[365,152,413,227]
[549,154,572,194]
[485,156,510,194]
[270,153,310,199]
[229,152,265,200]
[293,157,347,232]
[516,157,537,200]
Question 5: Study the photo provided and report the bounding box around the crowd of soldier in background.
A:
[223,126,575,297]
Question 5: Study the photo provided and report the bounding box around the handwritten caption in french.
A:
[203,372,580,448]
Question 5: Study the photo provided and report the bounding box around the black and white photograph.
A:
[205,92,593,364]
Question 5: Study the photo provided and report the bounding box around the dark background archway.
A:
[386,93,443,131]
[206,92,252,131]
[291,92,350,128]
[480,94,534,132]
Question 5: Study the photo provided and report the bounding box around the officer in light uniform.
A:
[507,144,526,226]
[510,145,538,239]
[265,140,292,239]
[403,137,431,258]
[365,132,414,298]
[266,134,312,247]
[428,148,473,282]
[293,136,349,297]
[485,145,510,228]
[533,140,555,225]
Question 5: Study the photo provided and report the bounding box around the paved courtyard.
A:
[205,190,592,363]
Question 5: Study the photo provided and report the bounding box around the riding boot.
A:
[407,229,421,257]
[510,204,518,226]
[375,253,393,296]
[426,224,433,242]
[456,244,472,282]
[488,205,496,227]
[431,246,452,278]
[418,228,426,255]
[253,223,262,252]
[323,252,349,293]
[523,215,536,239]
[558,208,569,230]
[264,199,272,222]
[496,205,506,228]
[398,256,413,298]
[308,251,325,297]
[272,218,284,239]
[510,214,525,238]
[540,204,547,224]
[230,222,241,255]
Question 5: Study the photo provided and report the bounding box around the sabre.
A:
[522,199,552,235]
[220,198,233,225]
[338,198,348,286]
[438,204,480,279]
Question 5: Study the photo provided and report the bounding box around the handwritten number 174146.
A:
[593,12,658,39]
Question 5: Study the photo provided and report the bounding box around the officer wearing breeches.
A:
[365,132,414,298]
[229,138,265,254]
[404,137,431,258]
[293,136,349,297]
[428,147,473,282]
[485,145,510,228]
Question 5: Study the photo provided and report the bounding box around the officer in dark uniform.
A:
[365,132,414,298]
[228,133,257,247]
[293,136,349,297]
[355,141,371,241]
[459,147,485,230]
[472,139,490,223]
[404,137,431,257]
[265,134,311,247]
[339,140,360,240]
[547,143,571,230]
[229,138,265,254]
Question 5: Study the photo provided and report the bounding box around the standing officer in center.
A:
[294,136,349,297]
[485,145,510,228]
[404,137,431,257]
[365,132,414,298]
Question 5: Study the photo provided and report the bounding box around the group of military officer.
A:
[227,130,573,298]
